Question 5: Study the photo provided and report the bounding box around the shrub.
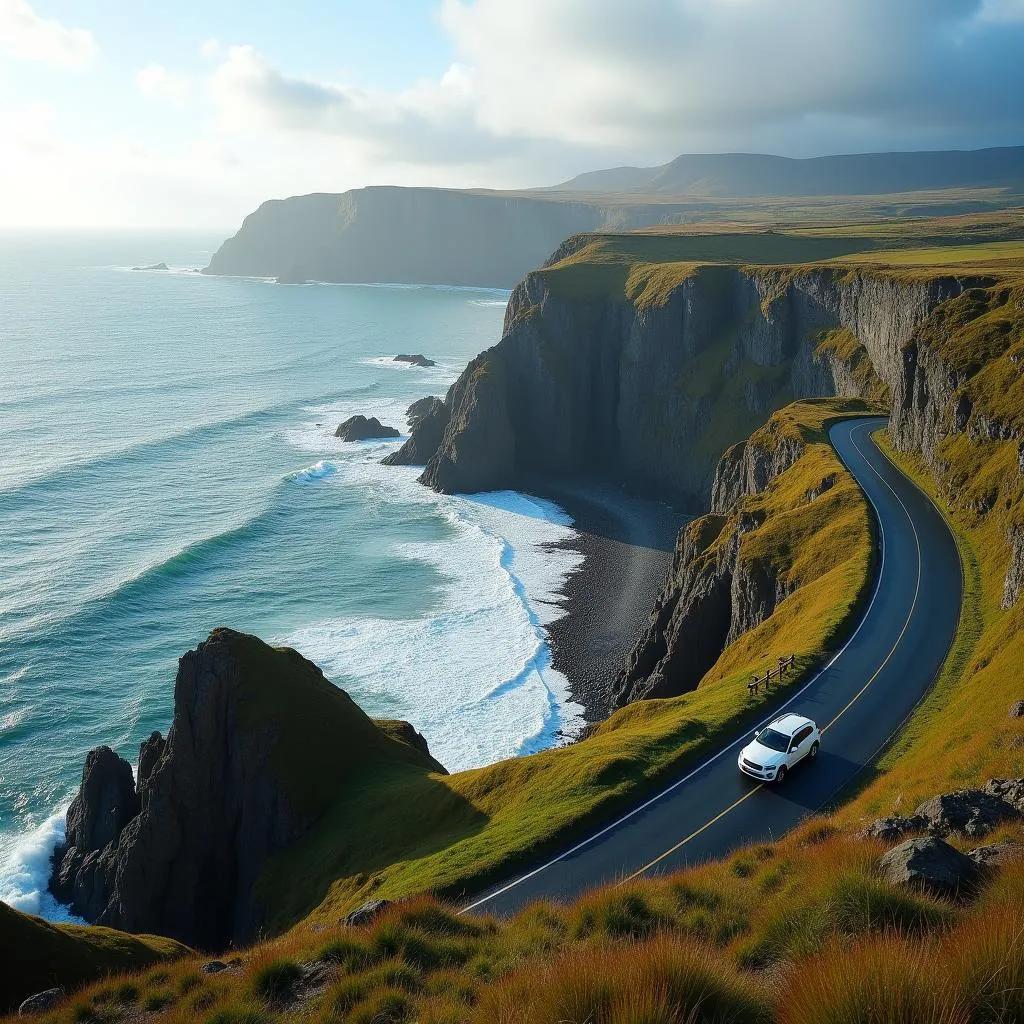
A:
[945,904,1024,1023]
[399,902,483,938]
[143,992,173,1012]
[330,974,369,1015]
[317,935,380,971]
[829,873,954,937]
[570,887,671,940]
[349,988,413,1024]
[177,972,202,995]
[112,983,138,1005]
[251,959,302,1004]
[776,936,967,1024]
[473,936,769,1024]
[205,1011,265,1024]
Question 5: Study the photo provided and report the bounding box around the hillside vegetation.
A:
[6,231,1024,1022]
[0,903,188,1014]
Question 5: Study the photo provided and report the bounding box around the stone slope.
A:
[50,628,444,950]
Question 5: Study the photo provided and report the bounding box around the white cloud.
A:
[4,0,1024,229]
[137,63,191,105]
[0,0,96,69]
[199,1,1024,180]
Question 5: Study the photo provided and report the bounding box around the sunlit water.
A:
[0,233,583,919]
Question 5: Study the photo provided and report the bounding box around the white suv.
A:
[737,713,820,783]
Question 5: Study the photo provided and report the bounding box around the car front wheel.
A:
[809,741,819,759]
[774,765,787,784]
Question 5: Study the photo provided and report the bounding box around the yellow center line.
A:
[616,421,922,886]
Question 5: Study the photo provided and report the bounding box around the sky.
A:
[1,0,1023,229]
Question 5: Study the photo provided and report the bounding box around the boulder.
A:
[878,837,983,896]
[201,961,229,975]
[382,398,450,467]
[967,842,1024,867]
[858,814,929,842]
[18,989,64,1016]
[1010,700,1024,718]
[914,787,1019,837]
[335,415,400,441]
[394,353,436,367]
[983,777,1024,813]
[132,262,169,271]
[344,900,392,927]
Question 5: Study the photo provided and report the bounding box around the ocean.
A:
[0,233,584,920]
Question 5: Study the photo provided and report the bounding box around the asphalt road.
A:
[463,417,962,915]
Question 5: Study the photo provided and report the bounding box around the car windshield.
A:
[756,727,790,752]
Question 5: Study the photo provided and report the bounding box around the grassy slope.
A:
[536,207,1024,307]
[0,903,189,1014]
[257,398,877,933]
[838,275,1024,821]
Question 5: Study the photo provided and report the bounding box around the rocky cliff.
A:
[408,252,966,508]
[50,628,444,950]
[614,400,874,704]
[203,187,709,289]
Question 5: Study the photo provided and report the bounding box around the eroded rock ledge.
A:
[50,628,443,950]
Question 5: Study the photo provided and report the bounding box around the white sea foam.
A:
[288,460,338,483]
[469,299,509,308]
[280,413,585,771]
[0,807,84,922]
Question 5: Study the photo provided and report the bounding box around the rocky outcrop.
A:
[417,264,927,506]
[382,398,450,467]
[49,628,445,950]
[914,787,1020,837]
[394,354,436,368]
[611,406,849,705]
[859,778,1024,841]
[878,837,983,896]
[335,415,400,441]
[967,842,1024,867]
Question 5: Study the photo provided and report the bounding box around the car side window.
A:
[795,726,812,746]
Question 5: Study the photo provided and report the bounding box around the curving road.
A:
[463,417,962,915]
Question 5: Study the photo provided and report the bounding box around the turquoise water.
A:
[0,234,583,918]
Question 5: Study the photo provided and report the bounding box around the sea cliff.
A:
[404,242,970,508]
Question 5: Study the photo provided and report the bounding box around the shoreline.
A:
[524,478,689,722]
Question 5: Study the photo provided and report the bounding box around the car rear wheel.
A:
[774,765,787,784]
[809,741,819,760]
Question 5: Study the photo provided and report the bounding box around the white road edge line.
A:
[614,419,924,883]
[460,417,896,914]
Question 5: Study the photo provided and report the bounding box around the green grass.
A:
[0,902,189,1014]
[829,238,1024,267]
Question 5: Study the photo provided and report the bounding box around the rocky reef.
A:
[335,415,400,441]
[49,628,443,950]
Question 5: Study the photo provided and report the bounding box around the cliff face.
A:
[203,187,710,289]
[413,262,956,508]
[50,628,444,950]
[613,402,870,704]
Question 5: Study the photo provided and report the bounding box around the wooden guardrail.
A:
[747,655,797,697]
